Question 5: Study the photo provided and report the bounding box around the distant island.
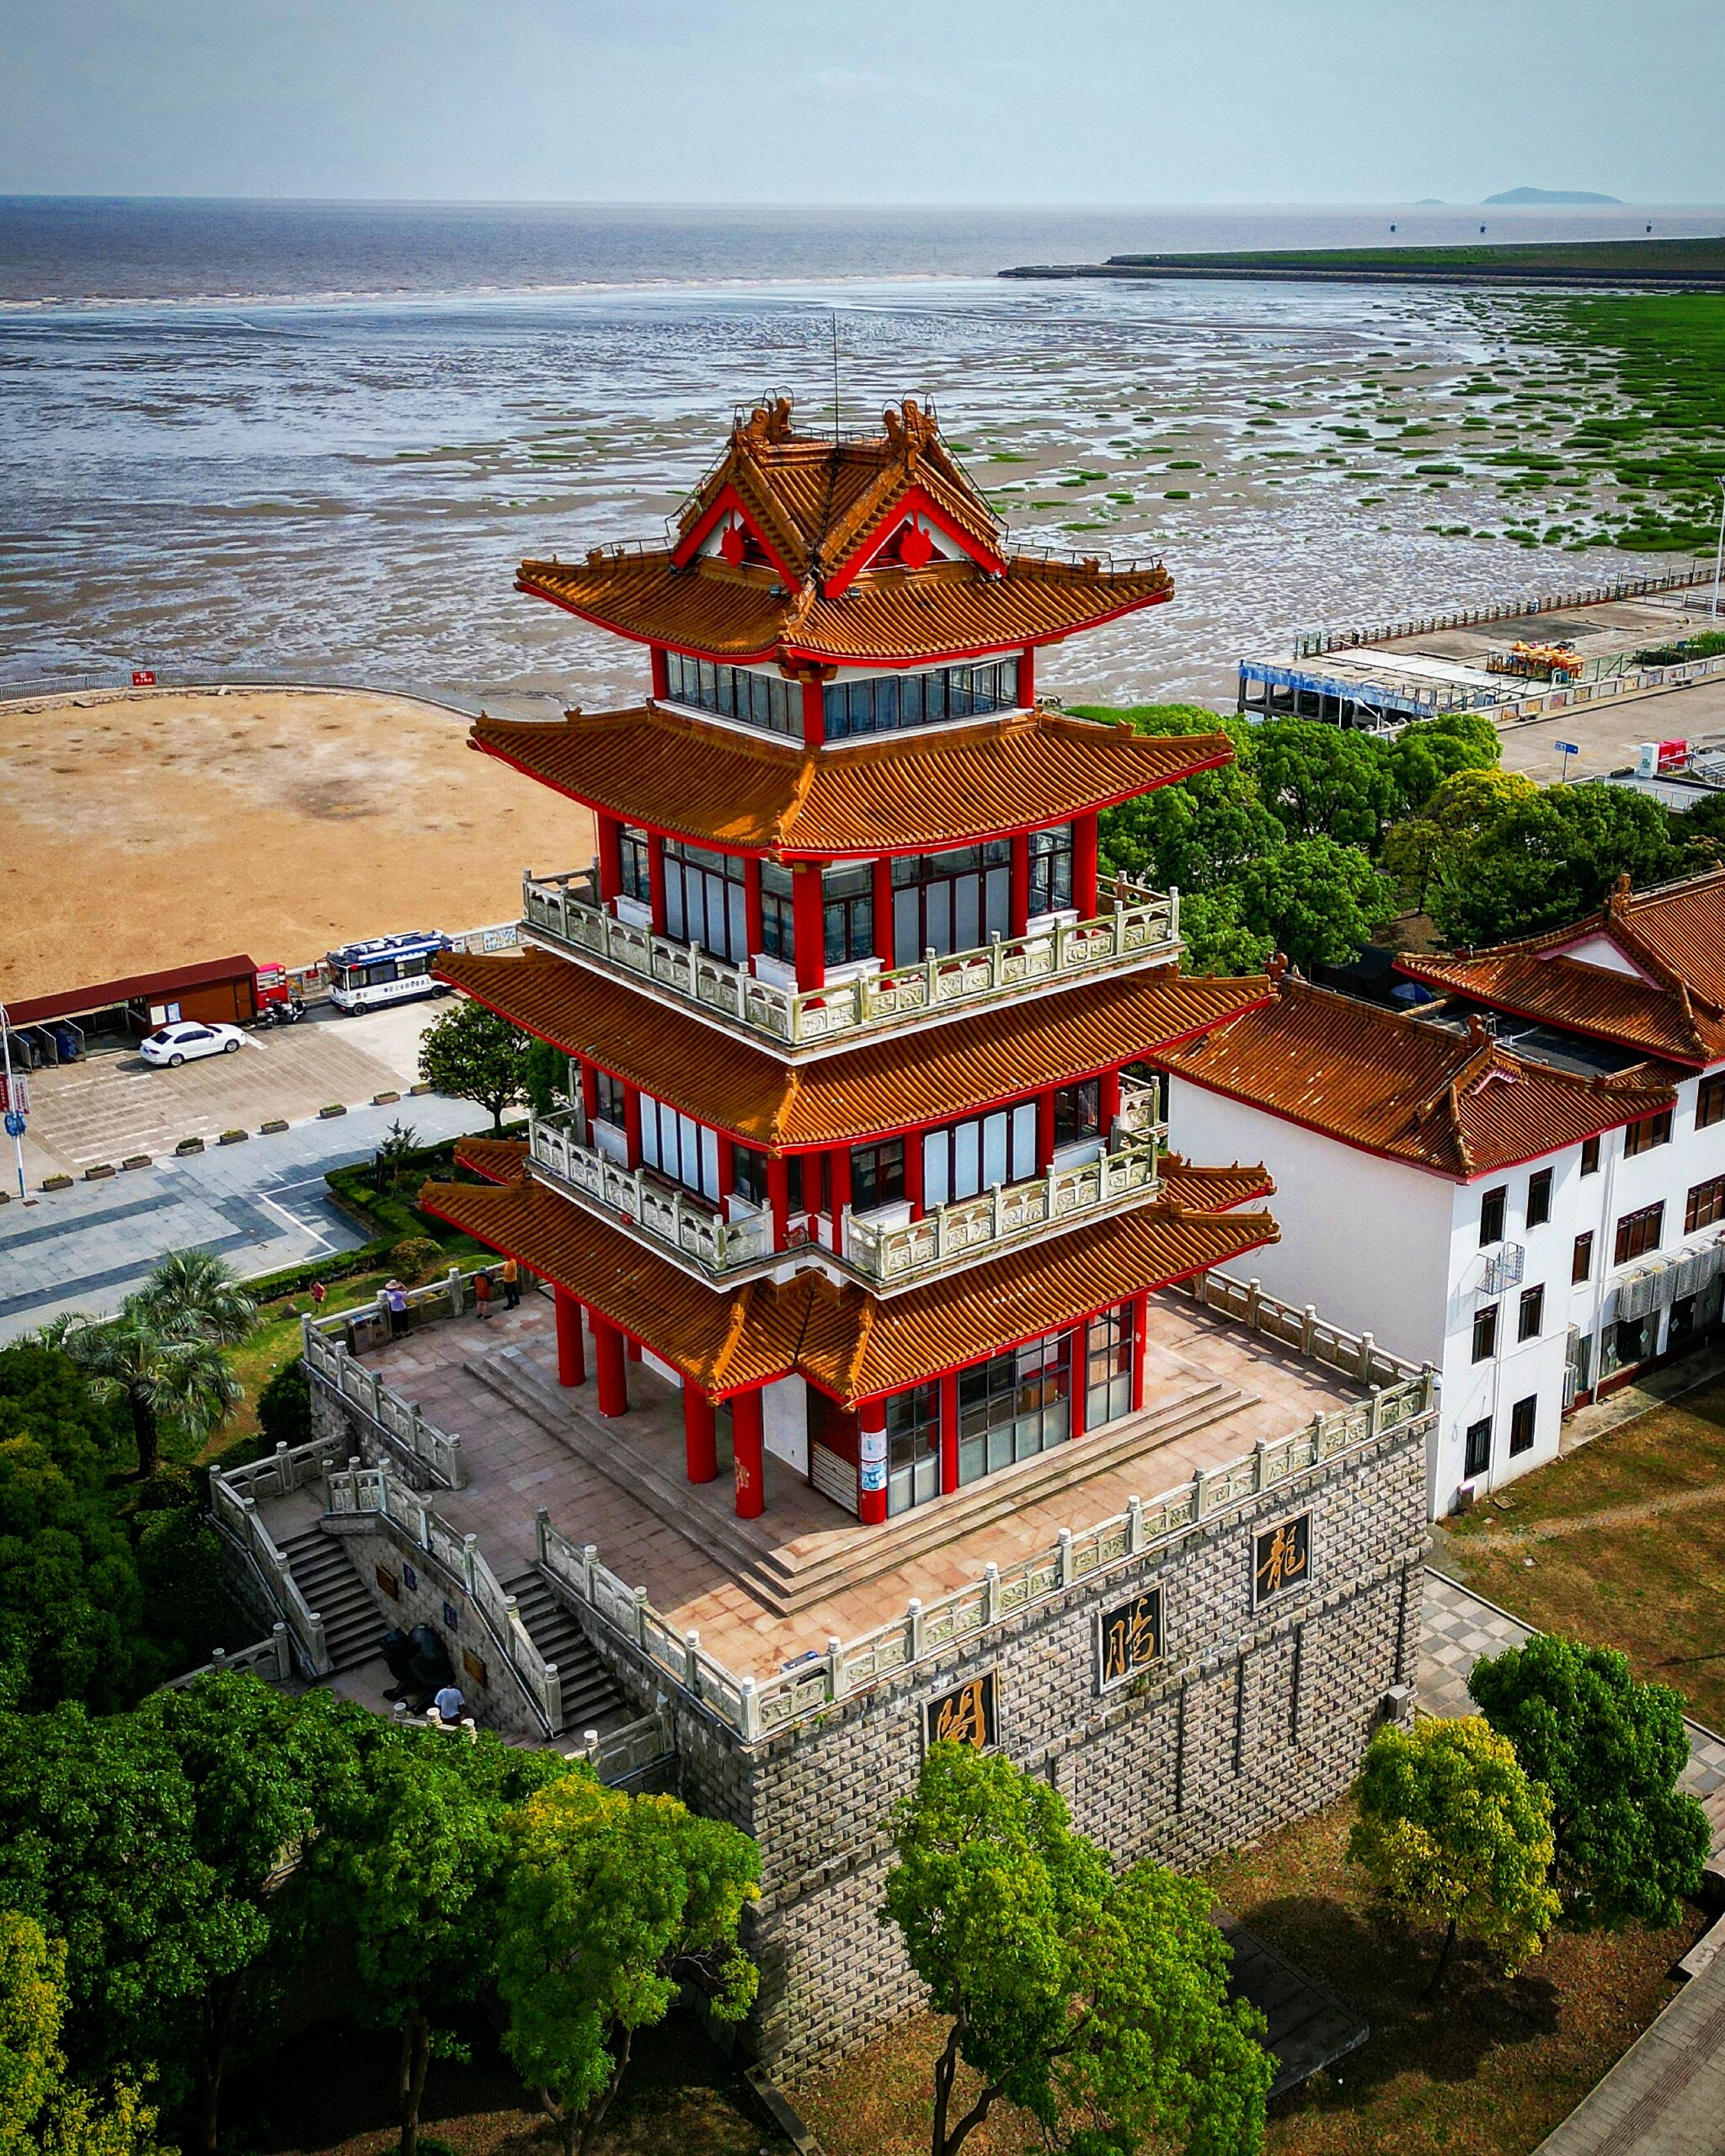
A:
[1001,236,1725,291]
[1482,187,1623,205]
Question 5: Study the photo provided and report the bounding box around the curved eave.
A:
[1391,956,1715,1070]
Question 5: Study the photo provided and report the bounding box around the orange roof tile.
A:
[1162,979,1676,1180]
[418,1169,1279,1406]
[472,703,1231,858]
[1159,1157,1274,1211]
[1396,870,1725,1068]
[517,549,1171,668]
[440,946,1271,1153]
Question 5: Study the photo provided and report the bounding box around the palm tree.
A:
[51,1251,256,1477]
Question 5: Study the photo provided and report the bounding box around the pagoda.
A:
[418,395,1283,1527]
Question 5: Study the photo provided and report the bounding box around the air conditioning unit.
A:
[1616,1267,1661,1321]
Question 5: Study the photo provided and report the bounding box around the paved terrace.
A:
[352,1287,1361,1682]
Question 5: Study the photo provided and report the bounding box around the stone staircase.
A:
[500,1568,630,1734]
[278,1526,391,1672]
[469,1345,1254,1617]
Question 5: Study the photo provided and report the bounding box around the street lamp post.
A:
[0,1004,26,1203]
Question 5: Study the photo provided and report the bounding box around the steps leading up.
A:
[278,1527,390,1672]
[467,1347,1255,1619]
[500,1568,630,1735]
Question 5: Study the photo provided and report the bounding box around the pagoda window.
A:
[823,861,875,967]
[922,1103,1039,1209]
[1086,1304,1135,1433]
[890,841,1012,965]
[1053,1079,1102,1150]
[640,1097,720,1203]
[957,1332,1072,1486]
[849,1138,905,1214]
[593,1069,628,1129]
[617,825,653,907]
[1028,825,1075,918]
[788,1152,829,1216]
[664,652,798,739]
[885,1382,942,1517]
[731,1142,769,1208]
[822,658,1020,742]
[663,840,749,965]
[759,862,796,961]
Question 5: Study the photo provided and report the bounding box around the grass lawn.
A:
[797,1797,1699,2156]
[1440,1374,1725,1731]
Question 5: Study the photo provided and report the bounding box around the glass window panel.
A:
[982,1112,1008,1188]
[701,1123,720,1201]
[926,883,951,955]
[923,1129,948,1209]
[902,673,924,726]
[985,865,1011,940]
[665,866,686,942]
[953,875,980,953]
[727,881,748,961]
[952,1120,980,1200]
[640,1102,661,1171]
[876,676,900,730]
[894,887,921,966]
[1011,1102,1039,1180]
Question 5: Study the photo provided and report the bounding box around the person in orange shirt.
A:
[500,1254,521,1310]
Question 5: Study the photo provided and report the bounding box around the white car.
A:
[139,1021,247,1068]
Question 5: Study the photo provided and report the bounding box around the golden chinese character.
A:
[932,1679,989,1748]
[1104,1596,1159,1681]
[1258,1522,1307,1597]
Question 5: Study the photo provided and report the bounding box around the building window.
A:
[639,1097,719,1201]
[850,1139,905,1214]
[1518,1283,1545,1342]
[1579,1134,1601,1177]
[1086,1303,1135,1431]
[759,861,795,962]
[788,1151,828,1217]
[662,840,748,965]
[823,659,1020,742]
[1472,1304,1498,1363]
[1669,1293,1700,1350]
[1054,1079,1102,1150]
[1028,825,1075,918]
[665,652,798,739]
[594,1069,628,1129]
[617,824,653,906]
[1615,1202,1664,1266]
[1686,1176,1725,1235]
[1526,1168,1552,1230]
[923,1103,1039,1209]
[885,1382,941,1517]
[731,1143,768,1208]
[1572,1230,1594,1284]
[821,861,874,967]
[891,841,1012,963]
[1509,1395,1538,1456]
[1623,1108,1674,1158]
[1464,1416,1493,1478]
[957,1331,1071,1485]
[1614,1315,1651,1369]
[1479,1187,1507,1246]
[1697,1072,1725,1129]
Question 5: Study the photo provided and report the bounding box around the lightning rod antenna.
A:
[831,312,841,445]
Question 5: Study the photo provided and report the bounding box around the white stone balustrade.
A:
[529,1114,775,1276]
[522,867,1180,1049]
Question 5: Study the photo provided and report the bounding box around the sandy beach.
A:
[0,685,593,1004]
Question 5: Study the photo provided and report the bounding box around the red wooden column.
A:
[553,1289,586,1388]
[828,1145,852,1242]
[939,1371,960,1493]
[715,1133,735,1202]
[595,816,622,902]
[732,1389,766,1518]
[857,1396,889,1526]
[623,1086,644,1169]
[1068,1325,1089,1444]
[1073,812,1100,917]
[799,676,825,749]
[592,1314,628,1417]
[1017,644,1035,708]
[767,1155,791,1250]
[1098,1065,1122,1140]
[627,1337,643,1364]
[579,1059,600,1133]
[1037,1088,1057,1171]
[1008,835,1031,937]
[649,646,670,700]
[792,864,825,991]
[683,1385,718,1484]
[1130,1290,1150,1412]
[744,861,764,958]
[648,834,669,933]
[872,857,895,964]
[902,1128,925,1221]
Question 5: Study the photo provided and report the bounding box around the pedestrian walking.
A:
[309,1278,328,1312]
[383,1278,409,1340]
[500,1254,521,1310]
[433,1681,466,1726]
[473,1268,494,1321]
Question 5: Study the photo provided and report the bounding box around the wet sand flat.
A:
[0,686,593,1003]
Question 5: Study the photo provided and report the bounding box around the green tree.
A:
[496,1773,760,2156]
[1252,718,1399,850]
[1348,1717,1559,1997]
[1236,836,1396,973]
[0,1911,168,2156]
[1380,768,1539,913]
[1469,1635,1708,1930]
[1175,888,1277,977]
[1432,784,1685,947]
[1089,707,1285,898]
[882,1744,1270,2156]
[1382,710,1501,817]
[132,1251,257,1354]
[523,1038,569,1119]
[418,998,533,1132]
[319,1727,569,2156]
[255,1357,312,1450]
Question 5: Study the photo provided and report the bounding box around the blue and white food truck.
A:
[325,931,452,1015]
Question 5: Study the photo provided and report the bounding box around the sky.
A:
[2,0,1722,206]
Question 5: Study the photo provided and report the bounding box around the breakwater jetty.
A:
[1001,237,1725,290]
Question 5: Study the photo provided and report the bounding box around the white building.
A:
[1160,872,1725,1517]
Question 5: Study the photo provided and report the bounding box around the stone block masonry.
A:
[568,1408,1431,2079]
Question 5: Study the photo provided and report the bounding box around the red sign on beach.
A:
[131,670,157,687]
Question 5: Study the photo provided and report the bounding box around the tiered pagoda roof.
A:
[1394,869,1725,1069]
[516,396,1172,666]
[422,1145,1278,1407]
[439,946,1271,1152]
[1163,978,1677,1179]
[473,704,1231,857]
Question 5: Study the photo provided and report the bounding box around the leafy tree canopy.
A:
[1382,710,1501,815]
[1253,718,1402,851]
[1236,836,1397,974]
[418,998,533,1132]
[1431,783,1686,947]
[882,1743,1270,2156]
[1469,1634,1709,1930]
[1348,1716,1559,1996]
[0,1910,168,2156]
